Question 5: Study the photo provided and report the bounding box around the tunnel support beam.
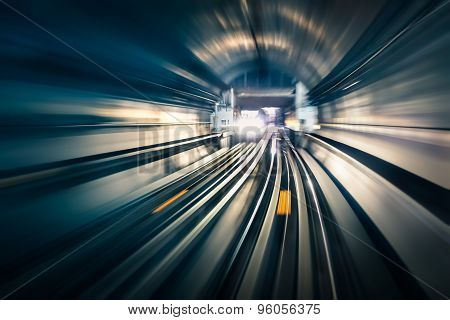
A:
[212,88,235,132]
[295,82,318,133]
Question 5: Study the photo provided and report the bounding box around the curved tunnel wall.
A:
[307,1,450,189]
[311,1,450,129]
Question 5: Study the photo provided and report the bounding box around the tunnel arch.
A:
[183,0,384,91]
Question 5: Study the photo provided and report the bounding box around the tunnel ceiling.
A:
[183,0,386,89]
[2,0,388,111]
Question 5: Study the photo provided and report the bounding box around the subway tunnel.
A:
[0,0,449,299]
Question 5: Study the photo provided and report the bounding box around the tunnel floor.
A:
[1,127,447,299]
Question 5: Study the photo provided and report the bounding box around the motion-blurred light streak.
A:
[153,189,189,214]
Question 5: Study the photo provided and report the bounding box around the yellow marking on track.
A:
[276,190,291,215]
[152,189,189,214]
